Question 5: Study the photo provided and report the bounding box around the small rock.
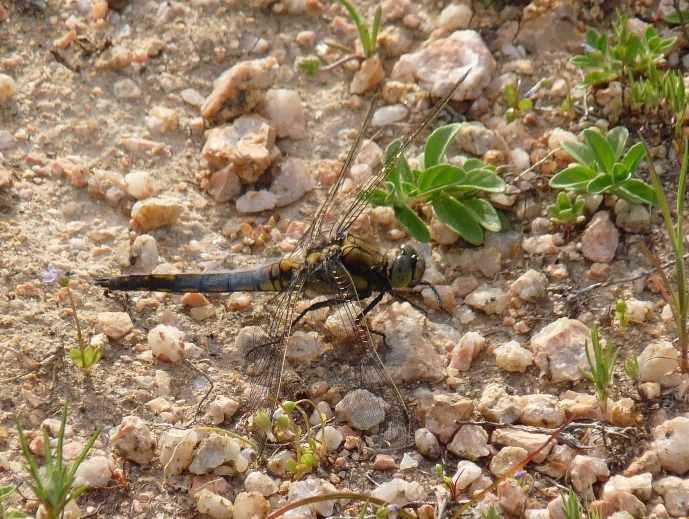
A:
[464,287,508,315]
[189,434,242,475]
[373,454,397,471]
[602,472,653,501]
[316,425,343,451]
[371,478,426,506]
[581,211,619,263]
[87,169,127,206]
[258,89,308,140]
[208,396,240,424]
[399,453,418,470]
[653,476,689,516]
[455,122,501,156]
[531,317,590,385]
[95,312,133,340]
[448,331,485,372]
[148,324,185,362]
[51,156,90,187]
[421,393,474,443]
[288,478,337,517]
[130,197,183,233]
[131,234,159,273]
[615,199,651,233]
[391,31,496,101]
[494,340,533,373]
[210,165,243,203]
[201,57,278,122]
[0,73,16,105]
[181,88,206,106]
[438,4,472,31]
[624,450,661,477]
[637,341,679,383]
[415,428,441,459]
[159,429,198,477]
[110,415,156,465]
[266,450,295,477]
[653,416,689,474]
[447,424,490,460]
[371,104,409,127]
[451,460,483,489]
[113,78,141,99]
[0,130,17,151]
[147,106,179,134]
[73,456,113,488]
[124,170,157,200]
[518,394,565,427]
[478,384,523,424]
[202,115,279,183]
[244,472,278,496]
[522,234,560,255]
[507,269,547,303]
[570,455,610,495]
[490,446,528,477]
[350,55,385,94]
[195,489,233,519]
[497,478,527,516]
[623,297,654,324]
[270,158,314,207]
[491,429,555,464]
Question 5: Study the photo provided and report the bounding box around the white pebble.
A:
[399,453,419,470]
[494,340,533,373]
[72,456,113,488]
[244,471,278,496]
[124,170,157,200]
[195,489,233,519]
[0,74,16,105]
[148,324,185,362]
[438,4,472,31]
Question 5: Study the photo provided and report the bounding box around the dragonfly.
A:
[96,71,470,448]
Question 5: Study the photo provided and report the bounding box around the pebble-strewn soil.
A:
[2,0,689,518]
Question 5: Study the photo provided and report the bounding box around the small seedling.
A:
[14,403,101,519]
[641,138,689,372]
[368,123,505,245]
[0,485,29,519]
[579,324,620,413]
[560,486,584,519]
[504,80,533,123]
[44,265,103,370]
[624,353,640,380]
[570,12,676,87]
[480,503,502,519]
[614,299,630,332]
[435,464,462,501]
[549,126,658,207]
[547,192,586,227]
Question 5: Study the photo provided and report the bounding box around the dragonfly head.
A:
[387,244,425,289]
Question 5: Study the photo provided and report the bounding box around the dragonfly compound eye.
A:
[389,244,425,288]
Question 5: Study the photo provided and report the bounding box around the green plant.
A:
[561,486,584,519]
[368,123,505,245]
[614,299,630,332]
[579,324,620,412]
[44,265,103,370]
[504,80,533,123]
[338,0,381,59]
[0,485,29,519]
[641,138,689,372]
[547,192,586,227]
[14,403,101,519]
[624,353,640,380]
[480,503,502,519]
[549,126,658,207]
[570,12,676,87]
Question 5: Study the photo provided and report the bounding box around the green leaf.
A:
[583,70,617,86]
[585,27,603,50]
[518,98,533,111]
[621,142,645,173]
[463,197,502,232]
[615,179,659,206]
[70,348,85,367]
[461,169,505,192]
[367,188,390,206]
[561,139,597,167]
[504,84,517,105]
[417,164,466,193]
[612,163,631,183]
[549,165,597,190]
[665,9,689,25]
[583,129,615,173]
[587,174,614,194]
[606,126,629,161]
[423,123,463,169]
[400,181,418,198]
[393,204,430,243]
[431,197,484,245]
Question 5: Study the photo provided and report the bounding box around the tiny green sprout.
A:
[0,484,29,519]
[275,414,290,430]
[560,485,584,519]
[481,503,502,519]
[15,403,101,519]
[282,401,296,413]
[338,0,381,58]
[625,353,640,380]
[579,324,620,413]
[44,264,103,370]
[549,126,658,207]
[504,81,534,123]
[558,95,576,119]
[368,124,505,245]
[296,55,322,77]
[435,464,444,478]
[547,192,586,227]
[255,411,272,432]
[615,299,630,332]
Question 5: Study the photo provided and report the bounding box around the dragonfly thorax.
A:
[386,244,425,289]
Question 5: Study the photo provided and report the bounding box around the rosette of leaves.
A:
[368,123,506,245]
[549,126,658,207]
